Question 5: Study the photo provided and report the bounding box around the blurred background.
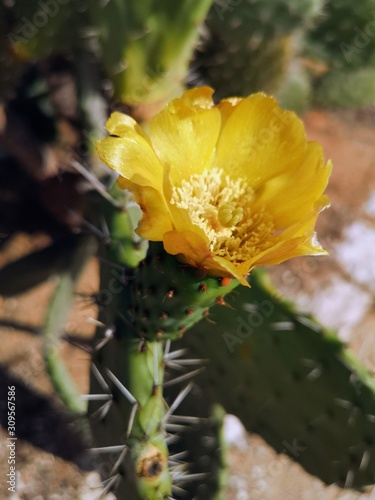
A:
[1,0,375,498]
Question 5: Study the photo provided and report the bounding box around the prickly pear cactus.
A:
[88,187,239,498]
[314,66,375,109]
[305,0,375,109]
[86,0,213,108]
[276,62,312,114]
[7,0,84,60]
[306,0,375,69]
[171,269,375,490]
[193,0,323,100]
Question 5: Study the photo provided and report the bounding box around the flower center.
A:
[171,167,275,262]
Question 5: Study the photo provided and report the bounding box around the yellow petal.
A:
[96,132,163,190]
[163,230,212,268]
[253,148,332,228]
[163,230,249,286]
[180,86,215,108]
[96,87,331,287]
[211,256,250,286]
[105,111,151,144]
[249,216,325,268]
[150,95,221,185]
[119,178,173,241]
[216,93,307,187]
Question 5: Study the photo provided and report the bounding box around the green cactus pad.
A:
[174,269,375,489]
[87,0,213,105]
[8,0,84,60]
[207,0,323,40]
[314,67,375,109]
[276,62,312,115]
[192,0,323,99]
[306,0,375,69]
[118,242,239,342]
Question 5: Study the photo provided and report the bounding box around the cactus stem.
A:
[105,368,138,404]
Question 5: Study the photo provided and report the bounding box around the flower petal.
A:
[150,93,221,185]
[253,146,332,228]
[216,93,308,187]
[163,229,212,267]
[180,86,215,108]
[96,132,163,190]
[119,179,173,240]
[249,215,326,268]
[105,111,152,143]
[211,256,250,286]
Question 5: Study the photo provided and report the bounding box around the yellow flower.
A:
[97,87,331,286]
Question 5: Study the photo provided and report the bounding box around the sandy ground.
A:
[2,107,375,499]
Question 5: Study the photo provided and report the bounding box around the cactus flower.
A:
[97,87,331,286]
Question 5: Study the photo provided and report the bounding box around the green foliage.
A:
[197,34,291,100]
[276,62,312,114]
[8,0,85,59]
[120,241,238,342]
[89,189,238,498]
[176,269,375,489]
[194,0,323,100]
[87,0,213,104]
[43,235,96,416]
[208,0,323,41]
[306,0,375,69]
[314,66,375,109]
